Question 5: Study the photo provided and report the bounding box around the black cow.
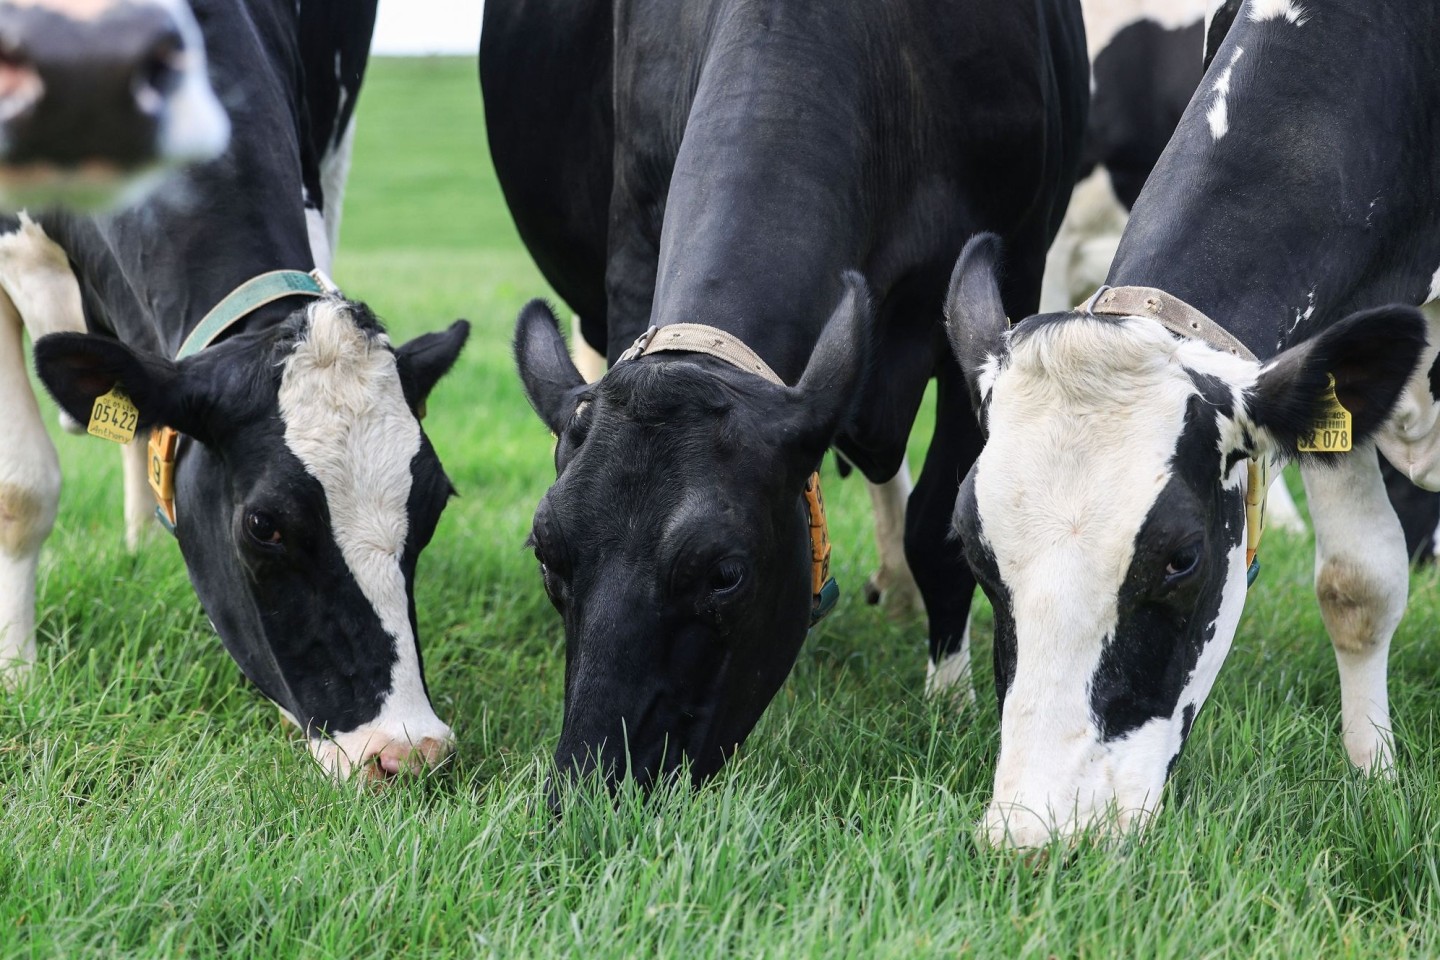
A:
[486,0,1087,790]
[948,0,1439,846]
[6,0,470,780]
[0,0,229,209]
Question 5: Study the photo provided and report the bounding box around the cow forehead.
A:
[975,317,1246,585]
[276,301,421,633]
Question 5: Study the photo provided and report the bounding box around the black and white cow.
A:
[4,0,470,780]
[947,0,1439,846]
[487,0,1087,791]
[0,0,228,209]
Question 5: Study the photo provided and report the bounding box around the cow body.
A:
[490,0,1087,789]
[4,0,470,780]
[951,0,1440,846]
[0,0,229,209]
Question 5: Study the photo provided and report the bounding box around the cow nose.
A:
[0,1,224,181]
[360,734,454,781]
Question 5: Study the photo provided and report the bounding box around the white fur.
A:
[1375,307,1440,492]
[570,315,607,383]
[1247,0,1308,25]
[317,116,356,265]
[1301,446,1406,773]
[864,454,922,618]
[1082,0,1208,58]
[304,205,333,276]
[1206,46,1245,141]
[1265,473,1307,535]
[975,317,1263,846]
[1428,264,1440,304]
[925,620,974,705]
[277,300,453,777]
[154,0,230,168]
[1040,168,1129,313]
[0,215,90,679]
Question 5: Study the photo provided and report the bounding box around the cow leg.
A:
[904,365,982,703]
[121,436,156,550]
[571,315,607,383]
[1038,168,1128,312]
[1301,444,1408,773]
[861,454,923,619]
[0,292,59,681]
[1266,472,1307,535]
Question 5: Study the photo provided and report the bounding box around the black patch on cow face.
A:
[168,311,452,739]
[533,358,817,790]
[954,465,1017,713]
[1090,392,1242,744]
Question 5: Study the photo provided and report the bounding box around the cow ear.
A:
[944,233,1009,412]
[515,299,587,434]
[780,271,874,464]
[397,319,470,414]
[1247,305,1427,457]
[32,333,202,436]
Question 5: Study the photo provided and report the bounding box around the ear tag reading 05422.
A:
[1296,373,1352,453]
[87,387,139,444]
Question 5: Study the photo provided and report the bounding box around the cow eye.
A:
[244,511,283,547]
[706,558,747,597]
[1163,543,1202,582]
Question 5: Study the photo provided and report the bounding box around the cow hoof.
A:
[863,572,925,621]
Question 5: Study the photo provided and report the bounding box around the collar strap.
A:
[151,268,340,535]
[175,268,337,360]
[1085,285,1257,362]
[619,323,786,385]
[615,322,839,625]
[1083,285,1266,586]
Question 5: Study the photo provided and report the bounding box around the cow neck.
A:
[1081,284,1267,587]
[615,323,840,626]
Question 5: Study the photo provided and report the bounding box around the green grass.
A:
[5,56,1440,958]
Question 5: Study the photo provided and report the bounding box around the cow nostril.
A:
[132,30,184,114]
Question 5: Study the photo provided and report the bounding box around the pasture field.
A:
[5,57,1440,958]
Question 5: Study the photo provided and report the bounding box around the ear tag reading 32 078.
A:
[87,387,138,444]
[1296,373,1351,453]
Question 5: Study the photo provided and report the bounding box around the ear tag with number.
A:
[1296,373,1352,453]
[87,387,139,444]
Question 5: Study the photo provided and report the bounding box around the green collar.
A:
[174,268,337,360]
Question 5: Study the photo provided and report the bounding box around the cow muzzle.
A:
[0,0,228,208]
[304,712,456,783]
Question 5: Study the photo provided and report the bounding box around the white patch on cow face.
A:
[1247,0,1308,25]
[974,316,1259,847]
[277,300,453,778]
[154,0,230,167]
[1206,46,1245,141]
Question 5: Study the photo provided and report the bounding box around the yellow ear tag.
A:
[1296,372,1352,453]
[87,387,139,444]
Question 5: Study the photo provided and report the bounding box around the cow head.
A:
[946,234,1426,847]
[0,0,229,209]
[514,277,870,794]
[34,299,469,780]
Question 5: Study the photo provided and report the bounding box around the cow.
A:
[486,0,1088,793]
[3,0,470,781]
[945,0,1440,846]
[0,0,229,209]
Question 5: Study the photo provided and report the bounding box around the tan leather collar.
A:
[618,323,785,385]
[1084,285,1257,363]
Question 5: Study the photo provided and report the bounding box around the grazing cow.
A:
[4,0,470,780]
[0,0,229,209]
[1038,0,1305,536]
[947,0,1440,846]
[487,0,1087,790]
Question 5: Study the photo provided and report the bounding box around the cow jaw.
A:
[277,300,453,780]
[970,316,1254,847]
